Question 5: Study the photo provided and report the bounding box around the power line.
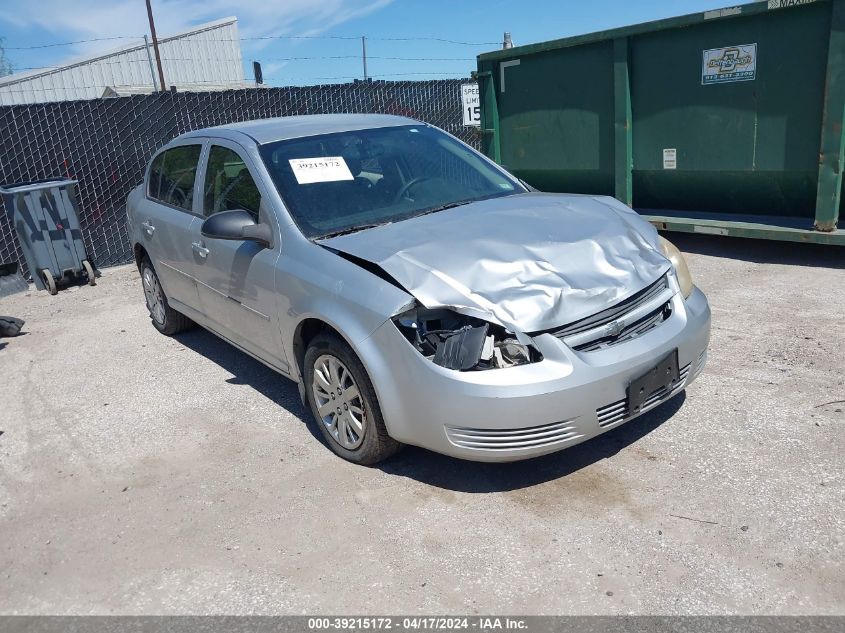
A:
[263,71,469,81]
[371,72,469,77]
[14,55,475,72]
[235,35,497,45]
[239,35,359,41]
[5,36,142,50]
[367,37,498,45]
[262,56,475,62]
[12,57,246,71]
[6,34,497,51]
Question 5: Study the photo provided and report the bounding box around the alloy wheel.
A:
[311,354,366,450]
[142,267,166,325]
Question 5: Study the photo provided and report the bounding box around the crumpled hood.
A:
[319,193,671,332]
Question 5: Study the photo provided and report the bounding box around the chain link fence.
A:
[0,79,478,278]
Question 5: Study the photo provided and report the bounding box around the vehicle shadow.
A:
[174,326,686,492]
[173,326,316,429]
[667,232,845,269]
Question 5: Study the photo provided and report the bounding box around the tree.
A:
[0,37,13,77]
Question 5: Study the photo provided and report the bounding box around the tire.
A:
[82,260,96,286]
[41,269,57,295]
[140,257,193,335]
[304,332,402,465]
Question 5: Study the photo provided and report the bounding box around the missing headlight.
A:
[433,323,489,370]
[392,306,541,371]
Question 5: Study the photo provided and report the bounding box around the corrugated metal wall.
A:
[0,18,245,105]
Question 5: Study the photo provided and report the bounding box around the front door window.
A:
[203,146,262,219]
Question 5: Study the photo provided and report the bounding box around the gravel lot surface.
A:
[0,234,842,615]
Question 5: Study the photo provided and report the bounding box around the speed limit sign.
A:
[461,83,480,127]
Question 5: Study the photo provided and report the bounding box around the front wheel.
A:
[304,333,401,465]
[140,258,193,335]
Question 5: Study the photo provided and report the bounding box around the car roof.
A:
[178,113,420,145]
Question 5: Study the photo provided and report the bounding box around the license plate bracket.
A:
[627,349,680,415]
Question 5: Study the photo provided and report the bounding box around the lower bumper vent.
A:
[596,362,691,428]
[445,420,580,451]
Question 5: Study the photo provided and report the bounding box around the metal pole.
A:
[362,35,368,80]
[143,35,158,92]
[145,0,166,92]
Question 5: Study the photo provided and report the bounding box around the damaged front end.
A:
[392,304,542,371]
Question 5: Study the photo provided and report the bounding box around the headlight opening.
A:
[393,306,541,371]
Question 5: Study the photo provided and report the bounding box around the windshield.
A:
[258,124,521,238]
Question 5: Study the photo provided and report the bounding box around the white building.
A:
[0,17,255,105]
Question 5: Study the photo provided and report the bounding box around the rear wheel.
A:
[140,258,192,335]
[304,332,401,465]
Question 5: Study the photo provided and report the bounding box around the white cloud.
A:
[0,0,394,56]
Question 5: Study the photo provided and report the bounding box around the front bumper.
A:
[359,286,711,462]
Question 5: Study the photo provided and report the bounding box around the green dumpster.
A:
[476,0,845,245]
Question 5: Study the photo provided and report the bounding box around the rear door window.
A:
[203,145,262,220]
[147,145,202,212]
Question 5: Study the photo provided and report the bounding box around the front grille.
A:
[445,420,580,451]
[551,274,674,352]
[595,362,691,428]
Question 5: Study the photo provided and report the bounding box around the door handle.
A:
[141,220,155,236]
[192,241,210,258]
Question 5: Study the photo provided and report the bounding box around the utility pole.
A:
[143,35,158,91]
[361,35,368,80]
[145,0,166,91]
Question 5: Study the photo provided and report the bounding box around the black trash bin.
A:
[0,179,96,295]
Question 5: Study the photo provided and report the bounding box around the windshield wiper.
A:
[316,200,474,240]
[415,200,470,218]
[316,222,388,240]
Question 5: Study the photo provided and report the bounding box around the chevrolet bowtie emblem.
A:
[605,320,625,337]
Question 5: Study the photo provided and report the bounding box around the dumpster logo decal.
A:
[768,0,818,9]
[702,44,757,85]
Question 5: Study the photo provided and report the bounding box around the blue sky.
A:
[0,0,754,86]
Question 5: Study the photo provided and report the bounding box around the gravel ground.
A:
[0,234,842,615]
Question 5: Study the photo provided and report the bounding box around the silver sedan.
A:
[127,114,710,464]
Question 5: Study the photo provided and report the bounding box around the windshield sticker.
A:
[289,157,354,184]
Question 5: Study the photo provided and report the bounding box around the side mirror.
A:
[201,209,272,248]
